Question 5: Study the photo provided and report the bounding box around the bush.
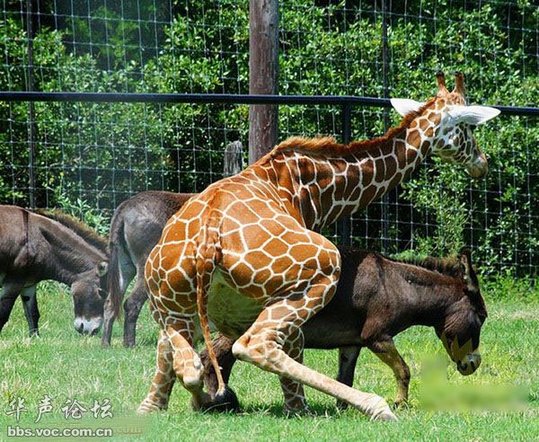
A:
[0,1,537,278]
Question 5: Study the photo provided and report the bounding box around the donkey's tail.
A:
[107,216,126,319]
[195,218,226,398]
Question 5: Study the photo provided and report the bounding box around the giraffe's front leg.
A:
[279,327,308,415]
[138,330,175,413]
[232,263,396,421]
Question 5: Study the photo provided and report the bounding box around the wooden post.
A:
[223,141,244,177]
[26,0,36,208]
[381,0,391,252]
[248,0,279,163]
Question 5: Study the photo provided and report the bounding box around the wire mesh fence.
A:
[0,0,537,277]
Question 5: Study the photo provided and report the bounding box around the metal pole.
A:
[1,92,533,115]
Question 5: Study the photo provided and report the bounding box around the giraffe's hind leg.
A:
[137,330,175,413]
[165,319,210,411]
[138,314,216,414]
[138,318,211,414]
[141,235,205,413]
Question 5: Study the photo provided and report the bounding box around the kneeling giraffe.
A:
[126,73,499,421]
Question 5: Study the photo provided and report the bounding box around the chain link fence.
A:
[0,0,537,276]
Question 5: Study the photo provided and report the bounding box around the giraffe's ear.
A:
[448,105,501,126]
[390,98,424,117]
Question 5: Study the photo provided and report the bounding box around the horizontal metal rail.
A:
[0,91,537,117]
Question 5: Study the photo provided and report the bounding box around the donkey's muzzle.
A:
[74,317,103,336]
[456,353,481,376]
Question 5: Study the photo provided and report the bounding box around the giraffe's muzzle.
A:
[466,153,488,178]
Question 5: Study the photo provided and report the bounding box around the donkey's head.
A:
[72,261,108,335]
[391,72,500,178]
[434,249,487,375]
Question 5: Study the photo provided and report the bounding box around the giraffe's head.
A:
[391,72,500,178]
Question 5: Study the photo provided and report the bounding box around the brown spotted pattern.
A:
[139,73,495,421]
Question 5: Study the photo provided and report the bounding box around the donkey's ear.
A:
[390,98,424,117]
[97,261,108,277]
[459,249,479,293]
[448,105,501,126]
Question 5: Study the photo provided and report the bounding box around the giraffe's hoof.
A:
[194,386,241,413]
[137,401,167,415]
[372,408,398,422]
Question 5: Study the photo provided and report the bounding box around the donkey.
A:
[0,205,108,336]
[102,191,196,347]
[202,248,487,409]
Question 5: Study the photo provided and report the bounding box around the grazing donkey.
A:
[0,205,108,336]
[102,191,196,347]
[202,248,487,409]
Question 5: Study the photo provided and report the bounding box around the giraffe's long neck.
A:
[257,105,441,230]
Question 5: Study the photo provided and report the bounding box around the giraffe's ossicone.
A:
[136,72,499,421]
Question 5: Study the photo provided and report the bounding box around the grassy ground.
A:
[1,281,538,441]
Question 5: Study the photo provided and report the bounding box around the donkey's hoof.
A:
[284,405,311,418]
[196,387,241,413]
[122,334,136,348]
[392,399,410,409]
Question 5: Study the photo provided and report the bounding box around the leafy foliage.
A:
[0,1,537,276]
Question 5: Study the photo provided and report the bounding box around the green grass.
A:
[1,282,538,441]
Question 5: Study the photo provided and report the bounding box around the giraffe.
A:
[134,72,499,421]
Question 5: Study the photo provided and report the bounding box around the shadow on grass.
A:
[207,401,347,418]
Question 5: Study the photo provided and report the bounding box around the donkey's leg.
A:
[0,282,23,333]
[202,334,237,398]
[279,327,308,414]
[101,298,115,347]
[335,346,362,409]
[21,285,39,336]
[123,273,148,348]
[137,330,176,413]
[232,272,395,420]
[369,339,411,407]
[101,261,135,347]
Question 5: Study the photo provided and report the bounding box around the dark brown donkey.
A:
[102,191,195,347]
[202,248,487,408]
[0,205,108,336]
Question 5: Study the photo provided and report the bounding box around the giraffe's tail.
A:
[195,219,240,411]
